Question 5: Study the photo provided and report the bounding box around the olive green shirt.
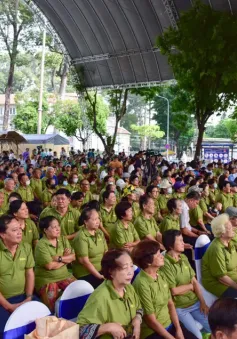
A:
[172,192,186,200]
[158,195,172,215]
[199,197,211,224]
[209,189,219,206]
[35,236,74,291]
[233,193,237,208]
[78,280,141,339]
[112,220,140,249]
[134,214,159,240]
[40,206,80,237]
[159,214,180,234]
[161,254,198,308]
[41,188,55,205]
[22,219,39,247]
[72,226,108,278]
[132,202,140,223]
[0,240,35,299]
[0,189,12,211]
[133,269,171,339]
[30,178,43,200]
[100,205,117,235]
[17,185,34,202]
[216,192,233,212]
[189,205,203,227]
[202,238,237,297]
[67,184,81,194]
[82,191,93,204]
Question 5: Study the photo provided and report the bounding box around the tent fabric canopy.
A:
[32,0,234,89]
[0,131,27,144]
[22,134,70,145]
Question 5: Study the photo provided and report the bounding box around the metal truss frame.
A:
[161,0,179,28]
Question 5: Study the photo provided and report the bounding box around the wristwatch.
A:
[58,256,62,263]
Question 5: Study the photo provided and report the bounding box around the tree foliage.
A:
[131,125,164,139]
[157,0,237,159]
[205,118,237,141]
[13,91,52,134]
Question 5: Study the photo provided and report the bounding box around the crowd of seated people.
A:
[0,148,236,337]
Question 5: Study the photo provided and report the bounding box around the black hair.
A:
[0,215,16,233]
[71,191,84,201]
[102,190,115,203]
[162,230,182,251]
[18,173,26,182]
[115,201,132,220]
[78,207,98,226]
[132,240,160,269]
[81,200,100,212]
[146,185,157,195]
[186,191,200,200]
[8,200,25,215]
[167,198,179,213]
[39,216,59,232]
[8,192,22,202]
[208,298,237,336]
[129,174,138,185]
[101,249,131,280]
[54,188,71,199]
[139,194,152,211]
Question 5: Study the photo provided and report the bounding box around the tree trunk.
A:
[3,59,15,130]
[58,59,69,100]
[194,120,205,161]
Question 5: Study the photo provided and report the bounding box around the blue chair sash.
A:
[194,242,210,260]
[59,294,91,320]
[3,321,35,339]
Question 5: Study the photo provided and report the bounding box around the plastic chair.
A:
[56,280,94,322]
[131,265,140,283]
[3,301,51,339]
[194,235,218,307]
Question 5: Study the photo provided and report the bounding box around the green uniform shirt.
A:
[22,219,39,247]
[202,238,237,297]
[41,188,55,205]
[100,205,117,235]
[189,205,203,227]
[209,189,219,206]
[40,206,80,237]
[233,193,237,208]
[161,254,198,308]
[82,191,93,204]
[30,178,43,200]
[0,189,12,211]
[0,240,35,299]
[67,184,81,194]
[159,214,180,234]
[172,192,186,200]
[199,197,210,224]
[158,195,172,215]
[134,214,159,240]
[35,236,74,291]
[17,185,34,202]
[133,269,171,339]
[216,192,233,212]
[78,280,141,339]
[72,226,108,278]
[132,202,140,223]
[112,220,140,249]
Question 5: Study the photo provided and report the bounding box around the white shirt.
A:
[128,164,135,174]
[180,200,192,231]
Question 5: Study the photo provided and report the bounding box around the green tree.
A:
[0,0,36,129]
[157,1,237,160]
[206,118,237,141]
[13,92,52,133]
[131,125,164,139]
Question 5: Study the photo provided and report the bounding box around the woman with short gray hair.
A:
[202,213,237,298]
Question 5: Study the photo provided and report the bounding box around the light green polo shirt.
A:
[30,178,43,200]
[112,220,140,249]
[202,238,237,297]
[67,184,81,194]
[189,205,203,227]
[40,206,80,237]
[159,214,180,234]
[100,205,117,235]
[0,189,12,211]
[161,253,198,308]
[72,226,108,278]
[78,280,141,339]
[199,197,210,224]
[132,202,140,223]
[209,189,219,206]
[134,214,159,240]
[216,192,233,212]
[82,191,93,204]
[158,195,172,215]
[133,269,171,339]
[17,185,34,202]
[41,188,55,205]
[35,236,74,291]
[172,192,186,200]
[0,240,35,299]
[233,193,237,208]
[22,219,39,247]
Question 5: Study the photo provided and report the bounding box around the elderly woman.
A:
[41,178,57,207]
[112,201,140,251]
[162,230,210,339]
[202,213,237,298]
[146,185,162,222]
[72,208,108,288]
[9,200,39,248]
[77,249,142,339]
[134,195,163,249]
[132,240,197,339]
[35,216,76,311]
[158,180,173,217]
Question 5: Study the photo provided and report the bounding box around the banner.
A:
[203,148,229,163]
